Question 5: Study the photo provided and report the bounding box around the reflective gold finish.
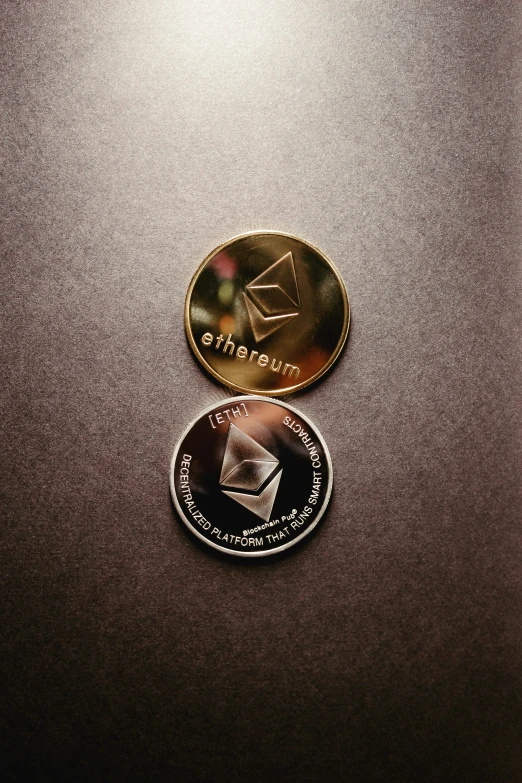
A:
[185,232,350,396]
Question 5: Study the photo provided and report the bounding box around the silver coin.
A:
[170,396,333,557]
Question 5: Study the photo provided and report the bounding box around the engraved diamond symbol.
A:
[244,252,300,342]
[219,424,282,521]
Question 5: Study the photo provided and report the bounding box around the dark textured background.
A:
[1,1,521,780]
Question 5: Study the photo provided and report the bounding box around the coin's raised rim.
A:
[170,395,334,557]
[184,231,350,396]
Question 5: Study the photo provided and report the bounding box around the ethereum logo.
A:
[219,424,282,522]
[244,252,300,342]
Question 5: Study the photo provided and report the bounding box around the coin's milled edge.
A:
[183,231,350,397]
[169,395,334,557]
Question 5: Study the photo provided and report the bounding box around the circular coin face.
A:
[170,396,333,557]
[185,232,349,395]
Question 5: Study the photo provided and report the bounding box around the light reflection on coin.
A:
[185,232,350,395]
[170,396,333,557]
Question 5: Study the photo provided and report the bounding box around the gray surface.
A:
[2,1,521,780]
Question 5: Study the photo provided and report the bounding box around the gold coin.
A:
[185,231,350,396]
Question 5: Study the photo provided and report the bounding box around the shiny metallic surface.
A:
[3,0,521,778]
[185,232,349,395]
[170,396,332,556]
